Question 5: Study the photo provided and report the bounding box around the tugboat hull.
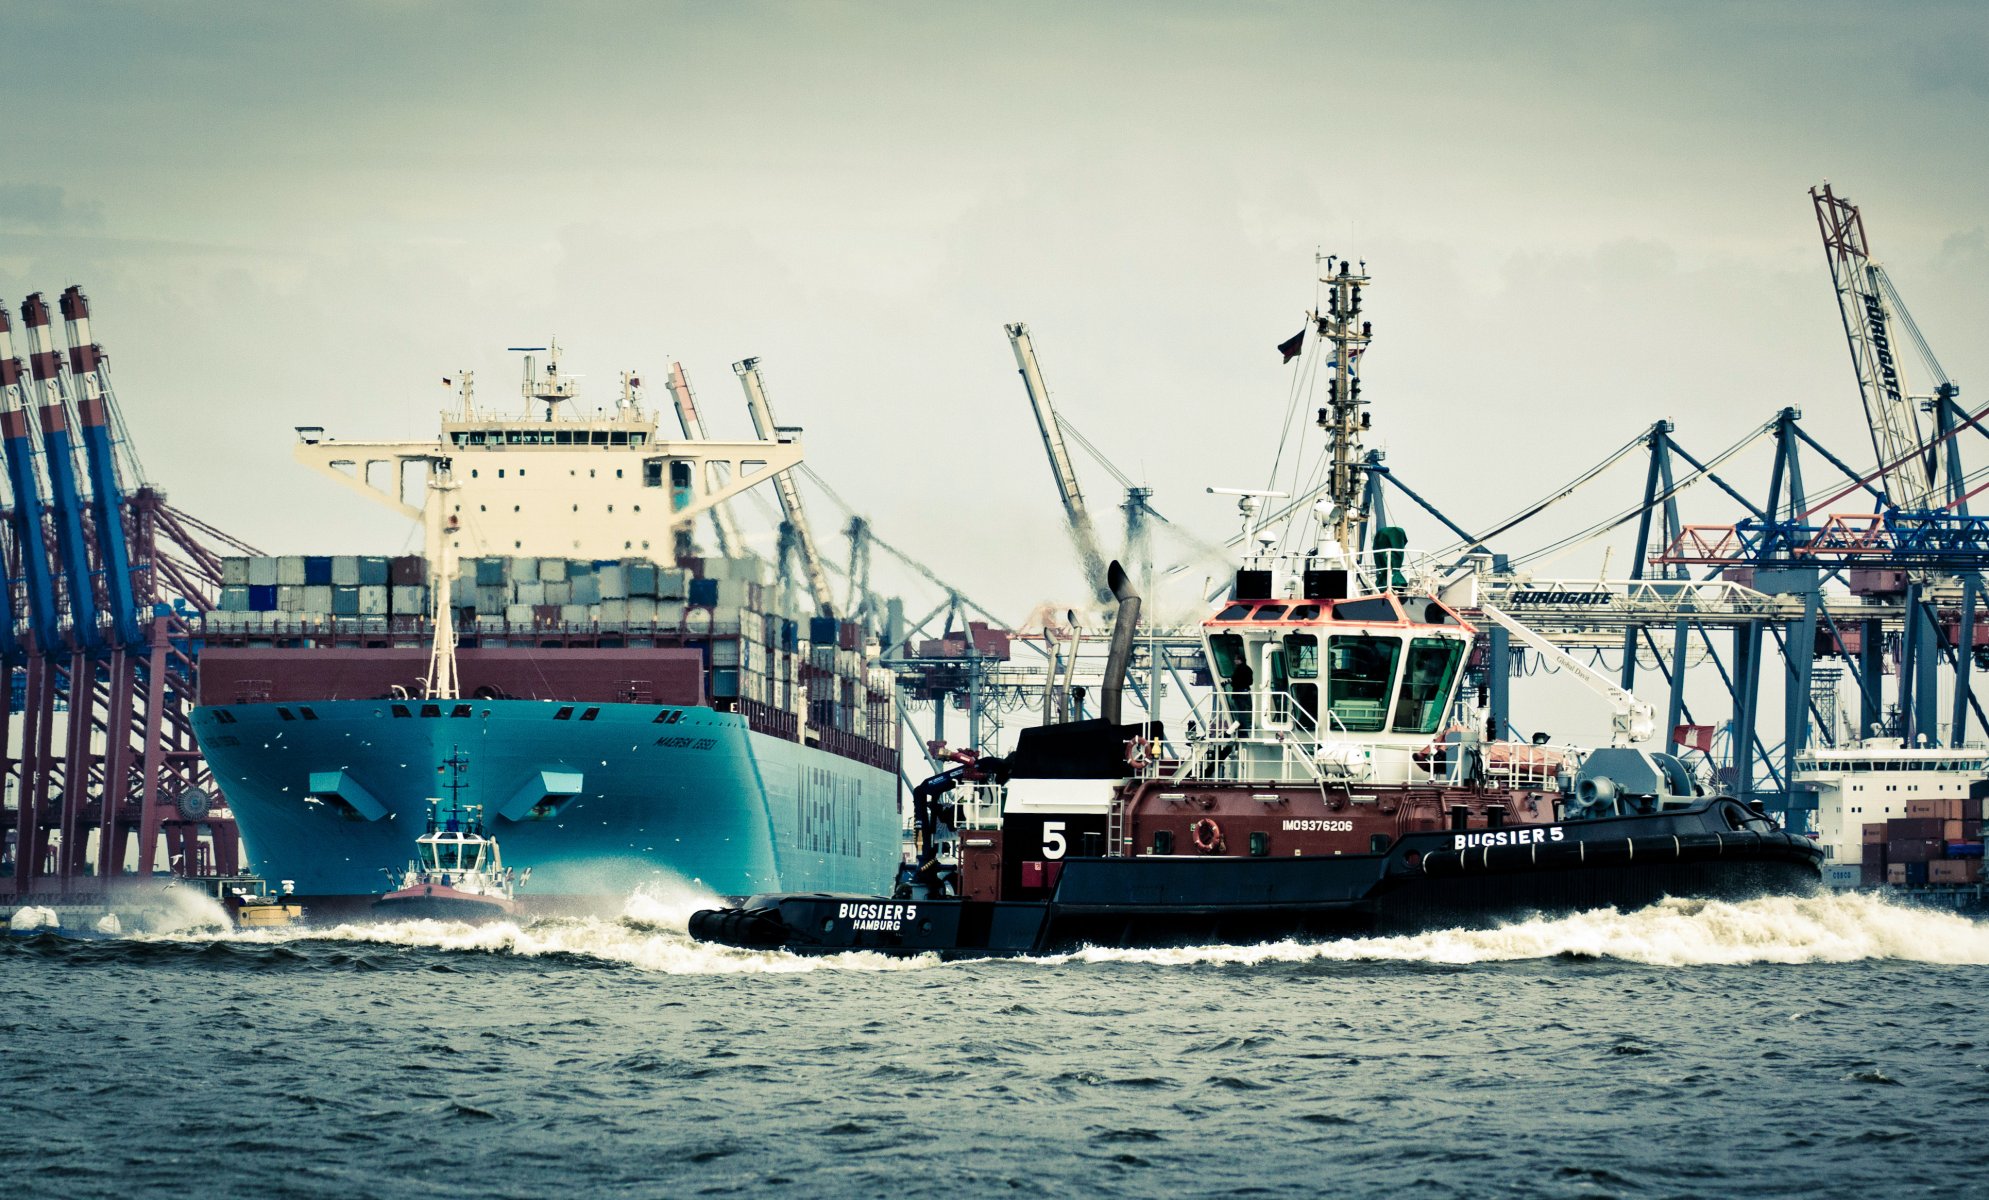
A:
[690,803,1823,958]
[372,885,518,922]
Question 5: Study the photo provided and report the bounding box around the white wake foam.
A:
[214,881,932,974]
[1053,892,1989,969]
[155,889,1989,974]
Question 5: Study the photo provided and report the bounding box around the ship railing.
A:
[955,781,1005,831]
[1475,744,1576,791]
[1169,694,1571,790]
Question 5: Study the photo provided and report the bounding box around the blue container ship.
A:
[192,346,902,912]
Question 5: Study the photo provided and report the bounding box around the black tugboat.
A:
[691,259,1822,958]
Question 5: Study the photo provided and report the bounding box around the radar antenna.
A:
[509,339,578,420]
[1313,254,1375,551]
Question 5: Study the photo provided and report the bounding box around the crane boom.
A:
[1811,184,1944,510]
[733,357,835,620]
[666,361,742,557]
[59,287,142,648]
[1004,323,1112,603]
[1478,600,1656,747]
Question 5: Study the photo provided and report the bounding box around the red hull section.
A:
[372,884,517,921]
[199,646,705,706]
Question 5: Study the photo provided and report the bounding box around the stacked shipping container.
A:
[204,554,896,771]
[1863,785,1987,887]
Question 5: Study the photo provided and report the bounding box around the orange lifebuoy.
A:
[1125,736,1152,768]
[1190,816,1224,854]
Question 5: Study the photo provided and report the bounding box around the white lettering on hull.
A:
[834,901,919,933]
[1450,827,1567,850]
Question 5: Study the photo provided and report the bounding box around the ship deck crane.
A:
[1478,600,1656,747]
[734,357,835,620]
[1005,323,1113,605]
[666,360,743,557]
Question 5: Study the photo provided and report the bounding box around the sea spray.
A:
[618,877,724,933]
[149,889,1989,974]
[142,884,234,934]
[1053,891,1989,968]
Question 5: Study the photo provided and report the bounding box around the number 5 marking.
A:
[1042,820,1067,860]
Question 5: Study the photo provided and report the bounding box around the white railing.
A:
[1161,690,1578,790]
[955,780,1006,830]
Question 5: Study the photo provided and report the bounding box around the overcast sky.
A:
[3,0,1985,674]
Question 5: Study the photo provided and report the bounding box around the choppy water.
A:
[4,889,1987,1199]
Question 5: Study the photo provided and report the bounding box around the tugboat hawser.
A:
[690,258,1823,957]
[192,346,901,912]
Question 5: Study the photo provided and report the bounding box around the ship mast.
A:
[1314,256,1374,554]
[424,455,460,700]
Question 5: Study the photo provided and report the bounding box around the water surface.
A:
[4,890,1984,1199]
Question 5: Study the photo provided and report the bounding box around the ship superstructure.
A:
[192,345,901,910]
[1796,742,1986,890]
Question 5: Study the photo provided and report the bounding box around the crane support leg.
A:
[134,621,171,876]
[1859,618,1886,739]
[1664,619,1690,754]
[97,648,134,878]
[0,669,12,877]
[1900,582,1921,744]
[1783,584,1819,804]
[1917,600,1941,743]
[60,656,94,882]
[1954,577,1979,746]
[1732,621,1764,806]
[13,657,54,891]
[1621,423,1669,690]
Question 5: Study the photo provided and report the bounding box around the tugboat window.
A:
[1215,603,1253,622]
[1324,635,1401,732]
[1265,643,1290,726]
[1207,633,1244,679]
[1283,634,1318,678]
[1254,604,1287,622]
[1392,637,1465,734]
[1207,633,1252,733]
[1284,633,1320,730]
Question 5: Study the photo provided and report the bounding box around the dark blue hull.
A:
[691,801,1825,957]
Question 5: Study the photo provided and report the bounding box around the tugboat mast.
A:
[1315,255,1374,554]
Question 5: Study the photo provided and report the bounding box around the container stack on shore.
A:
[202,554,893,765]
[1864,785,1987,888]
